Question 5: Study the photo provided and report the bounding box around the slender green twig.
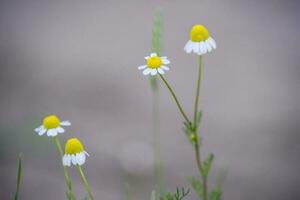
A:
[192,55,208,200]
[159,74,191,124]
[193,55,202,130]
[194,141,207,200]
[76,165,94,200]
[151,9,165,197]
[54,136,76,200]
[14,154,22,200]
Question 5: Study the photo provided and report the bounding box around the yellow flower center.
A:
[43,115,60,129]
[65,138,84,154]
[147,56,162,69]
[190,25,210,42]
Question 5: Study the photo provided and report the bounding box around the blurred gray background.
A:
[0,0,299,199]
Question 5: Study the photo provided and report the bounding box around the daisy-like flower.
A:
[34,114,71,137]
[184,24,217,55]
[63,138,89,167]
[138,53,170,76]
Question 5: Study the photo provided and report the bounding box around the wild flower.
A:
[138,22,222,200]
[184,24,216,55]
[63,138,89,167]
[34,115,75,200]
[63,138,94,200]
[34,114,71,137]
[138,53,170,76]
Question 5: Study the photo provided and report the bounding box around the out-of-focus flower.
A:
[34,115,71,137]
[184,24,216,55]
[138,53,170,76]
[63,138,89,167]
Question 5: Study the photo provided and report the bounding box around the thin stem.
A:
[152,86,165,196]
[193,55,202,129]
[159,74,191,124]
[194,141,207,200]
[192,55,207,200]
[77,165,94,200]
[54,137,76,200]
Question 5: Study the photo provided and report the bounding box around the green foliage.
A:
[160,188,190,200]
[209,186,222,200]
[203,154,214,177]
[66,191,76,200]
[182,111,203,145]
[187,177,203,199]
[194,111,203,131]
[124,182,133,200]
[149,9,163,91]
[151,9,163,56]
[209,169,227,200]
[13,154,22,200]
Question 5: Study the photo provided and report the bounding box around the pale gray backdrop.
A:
[0,0,299,199]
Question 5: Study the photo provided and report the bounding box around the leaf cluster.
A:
[160,187,190,200]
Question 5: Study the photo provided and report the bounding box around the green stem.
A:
[77,165,94,200]
[54,137,76,200]
[159,74,191,124]
[193,55,207,200]
[193,55,202,129]
[152,85,165,196]
[194,141,207,200]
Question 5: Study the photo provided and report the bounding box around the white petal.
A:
[157,68,165,74]
[205,41,212,52]
[162,66,170,71]
[199,42,207,55]
[142,68,151,75]
[84,151,90,157]
[138,65,147,70]
[144,56,150,60]
[207,37,216,49]
[71,154,77,165]
[63,155,71,166]
[150,53,157,57]
[56,126,65,134]
[150,69,157,76]
[38,128,47,136]
[60,121,71,126]
[34,125,43,133]
[77,152,86,165]
[184,40,193,53]
[192,42,200,54]
[47,129,58,137]
[162,58,170,65]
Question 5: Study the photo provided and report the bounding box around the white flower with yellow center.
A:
[138,53,170,76]
[63,138,89,167]
[34,115,71,137]
[184,24,216,55]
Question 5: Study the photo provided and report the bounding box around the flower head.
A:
[34,115,71,137]
[63,138,89,167]
[184,24,216,55]
[138,53,170,76]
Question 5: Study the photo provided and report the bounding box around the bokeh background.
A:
[1,0,300,199]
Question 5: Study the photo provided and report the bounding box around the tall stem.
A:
[152,86,165,196]
[77,166,94,200]
[54,137,76,200]
[193,55,202,129]
[193,55,207,200]
[194,141,207,200]
[159,74,191,124]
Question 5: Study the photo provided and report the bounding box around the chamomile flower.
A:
[34,115,71,137]
[63,138,89,167]
[138,53,170,76]
[184,24,216,55]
